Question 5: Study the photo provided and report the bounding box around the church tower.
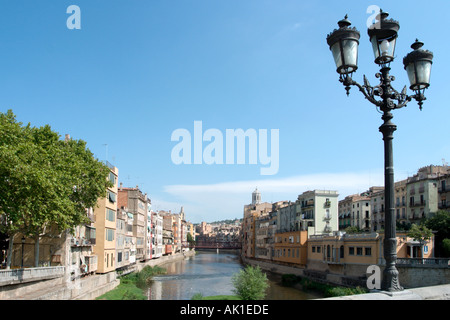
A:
[252,187,261,205]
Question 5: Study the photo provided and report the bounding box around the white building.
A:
[297,190,339,236]
[152,211,164,258]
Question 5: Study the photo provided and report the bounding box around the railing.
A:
[410,201,426,207]
[396,258,450,267]
[0,266,65,286]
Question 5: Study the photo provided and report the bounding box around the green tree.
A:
[0,110,112,267]
[442,239,450,257]
[344,226,360,234]
[187,232,195,247]
[407,224,433,260]
[423,210,450,257]
[231,265,269,300]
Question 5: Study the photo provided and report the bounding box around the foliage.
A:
[0,109,112,267]
[97,266,167,300]
[191,293,204,300]
[231,265,269,300]
[344,226,360,234]
[442,239,450,257]
[203,295,241,300]
[396,221,412,231]
[96,282,146,300]
[299,277,367,297]
[407,224,433,243]
[187,232,196,245]
[281,274,299,287]
[424,210,450,240]
[135,265,166,288]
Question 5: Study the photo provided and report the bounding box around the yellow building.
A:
[274,231,308,266]
[92,163,118,274]
[307,231,435,277]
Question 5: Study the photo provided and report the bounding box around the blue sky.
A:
[1,0,449,223]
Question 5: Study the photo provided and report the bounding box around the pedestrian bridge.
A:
[182,241,242,250]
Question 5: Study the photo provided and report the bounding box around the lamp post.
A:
[21,236,25,269]
[326,10,433,292]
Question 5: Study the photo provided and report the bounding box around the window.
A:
[365,247,372,256]
[356,247,363,256]
[118,252,122,263]
[106,208,115,222]
[312,246,316,253]
[349,247,355,255]
[108,172,116,185]
[108,191,116,203]
[317,246,321,253]
[105,228,114,241]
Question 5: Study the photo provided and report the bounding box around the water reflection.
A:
[147,251,320,300]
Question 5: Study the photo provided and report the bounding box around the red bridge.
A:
[182,240,242,250]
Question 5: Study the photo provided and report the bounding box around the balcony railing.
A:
[410,201,426,207]
[396,258,450,267]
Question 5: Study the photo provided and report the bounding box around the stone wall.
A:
[1,250,195,300]
[243,256,450,289]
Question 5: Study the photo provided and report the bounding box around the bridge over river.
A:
[182,240,242,250]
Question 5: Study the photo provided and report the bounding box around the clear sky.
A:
[1,0,449,223]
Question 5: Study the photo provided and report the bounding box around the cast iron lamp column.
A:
[326,10,433,292]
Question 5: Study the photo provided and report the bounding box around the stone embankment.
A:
[1,250,195,300]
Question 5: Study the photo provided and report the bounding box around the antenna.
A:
[102,144,108,163]
[442,158,448,166]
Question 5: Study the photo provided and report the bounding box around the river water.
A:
[146,251,321,300]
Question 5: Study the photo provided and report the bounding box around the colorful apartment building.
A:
[92,162,119,274]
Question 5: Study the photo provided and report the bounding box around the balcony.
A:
[410,201,426,208]
[439,202,450,209]
[71,237,96,247]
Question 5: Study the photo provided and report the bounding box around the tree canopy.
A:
[0,109,112,266]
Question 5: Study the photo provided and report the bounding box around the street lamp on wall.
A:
[326,9,434,292]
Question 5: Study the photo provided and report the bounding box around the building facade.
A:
[92,163,119,274]
[118,185,149,262]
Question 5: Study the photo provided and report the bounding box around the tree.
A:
[423,210,450,257]
[187,232,195,247]
[231,265,269,300]
[344,226,360,234]
[0,109,112,268]
[407,224,433,260]
[442,239,450,257]
[0,110,31,268]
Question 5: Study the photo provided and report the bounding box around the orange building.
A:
[273,231,308,266]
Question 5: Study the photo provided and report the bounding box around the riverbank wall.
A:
[241,256,450,291]
[1,250,195,300]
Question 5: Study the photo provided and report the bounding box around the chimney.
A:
[65,134,70,142]
[120,182,123,188]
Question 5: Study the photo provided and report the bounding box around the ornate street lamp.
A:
[327,10,433,292]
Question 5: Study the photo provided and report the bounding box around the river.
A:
[146,251,322,300]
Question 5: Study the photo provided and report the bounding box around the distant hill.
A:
[194,218,242,226]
